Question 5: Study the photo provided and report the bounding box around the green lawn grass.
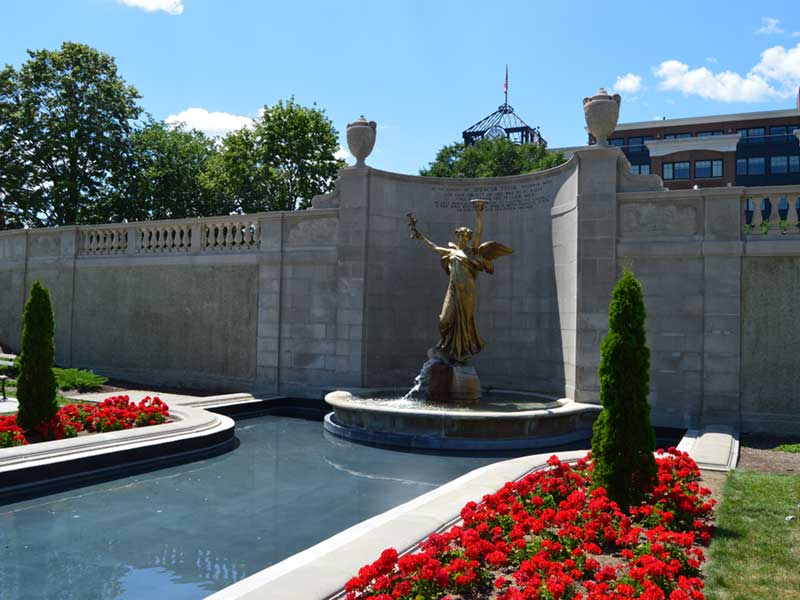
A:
[705,470,800,599]
[775,443,800,453]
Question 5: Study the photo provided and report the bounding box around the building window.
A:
[736,158,747,175]
[790,156,800,173]
[630,164,650,175]
[609,138,624,148]
[697,130,723,137]
[748,157,766,175]
[663,161,690,180]
[664,133,692,140]
[627,137,643,151]
[771,156,788,174]
[696,160,723,178]
[738,127,766,143]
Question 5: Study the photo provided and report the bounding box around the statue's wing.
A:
[476,241,513,274]
[478,241,513,260]
[448,242,459,250]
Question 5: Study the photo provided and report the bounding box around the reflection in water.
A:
[0,415,500,599]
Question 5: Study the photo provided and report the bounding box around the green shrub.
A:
[591,269,657,509]
[16,281,58,431]
[54,368,108,392]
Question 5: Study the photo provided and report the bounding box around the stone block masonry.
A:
[0,158,797,433]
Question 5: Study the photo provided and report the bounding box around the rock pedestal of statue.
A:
[407,348,481,403]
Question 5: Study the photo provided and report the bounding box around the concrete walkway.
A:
[63,389,264,410]
[0,397,18,414]
[676,425,739,471]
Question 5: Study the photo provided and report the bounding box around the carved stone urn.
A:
[346,116,377,167]
[583,88,621,147]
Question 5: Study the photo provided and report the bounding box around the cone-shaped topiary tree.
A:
[591,268,656,509]
[16,280,58,431]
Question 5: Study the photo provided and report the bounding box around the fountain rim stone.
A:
[324,388,572,419]
[323,388,602,451]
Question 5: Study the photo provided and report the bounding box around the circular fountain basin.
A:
[324,389,601,451]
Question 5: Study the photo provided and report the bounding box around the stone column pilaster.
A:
[572,146,620,404]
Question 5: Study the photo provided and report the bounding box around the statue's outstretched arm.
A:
[415,231,449,256]
[408,213,448,256]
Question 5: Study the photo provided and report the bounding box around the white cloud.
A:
[756,17,783,35]
[334,146,353,162]
[654,43,800,102]
[752,44,800,93]
[792,32,800,38]
[613,73,642,93]
[706,57,718,64]
[118,0,184,15]
[166,108,253,137]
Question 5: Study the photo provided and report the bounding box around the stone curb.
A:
[207,425,739,600]
[0,401,235,503]
[205,450,589,600]
[675,424,739,471]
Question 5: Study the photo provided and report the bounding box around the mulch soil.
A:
[736,433,800,474]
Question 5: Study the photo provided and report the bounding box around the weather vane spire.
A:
[504,64,508,105]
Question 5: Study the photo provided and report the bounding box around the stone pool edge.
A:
[206,425,739,600]
[0,401,236,503]
[205,449,589,600]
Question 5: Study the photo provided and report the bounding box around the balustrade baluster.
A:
[749,198,761,233]
[223,223,231,248]
[778,197,792,234]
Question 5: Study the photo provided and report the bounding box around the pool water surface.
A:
[0,415,505,600]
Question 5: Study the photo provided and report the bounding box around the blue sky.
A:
[2,0,800,174]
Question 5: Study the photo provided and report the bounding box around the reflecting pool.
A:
[0,415,506,599]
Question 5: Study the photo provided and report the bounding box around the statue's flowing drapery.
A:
[437,250,484,362]
[435,243,511,362]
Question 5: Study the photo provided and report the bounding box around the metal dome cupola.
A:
[462,67,546,147]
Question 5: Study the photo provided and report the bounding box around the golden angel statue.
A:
[408,200,512,363]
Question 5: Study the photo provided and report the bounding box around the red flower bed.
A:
[0,415,26,447]
[0,395,169,447]
[345,450,715,600]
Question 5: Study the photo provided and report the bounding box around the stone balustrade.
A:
[77,216,262,256]
[80,226,129,255]
[742,185,800,236]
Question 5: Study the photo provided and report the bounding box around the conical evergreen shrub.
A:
[590,268,656,509]
[16,280,58,431]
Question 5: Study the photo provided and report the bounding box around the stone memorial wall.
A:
[0,147,798,433]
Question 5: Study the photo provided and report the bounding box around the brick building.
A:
[588,95,800,190]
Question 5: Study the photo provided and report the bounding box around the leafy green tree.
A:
[420,137,564,178]
[201,98,345,211]
[591,269,657,509]
[0,42,142,227]
[0,65,25,230]
[106,119,228,221]
[16,281,58,431]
